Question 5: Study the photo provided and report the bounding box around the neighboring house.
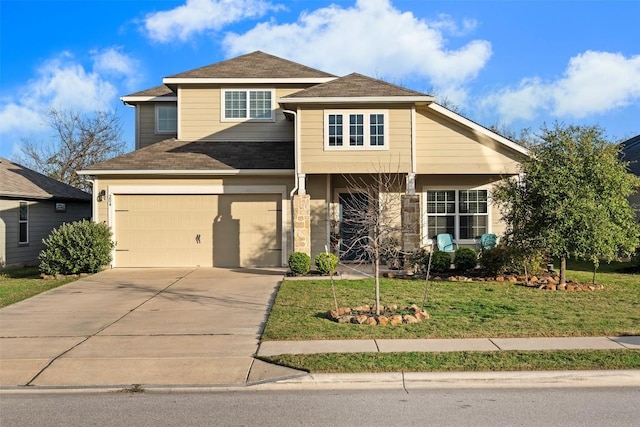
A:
[78,51,528,268]
[0,158,92,269]
[620,134,640,218]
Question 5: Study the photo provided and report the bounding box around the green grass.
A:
[262,264,640,340]
[260,349,640,373]
[0,267,78,308]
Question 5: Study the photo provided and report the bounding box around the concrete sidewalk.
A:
[257,336,640,356]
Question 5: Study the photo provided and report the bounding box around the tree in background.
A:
[492,123,640,284]
[18,108,125,192]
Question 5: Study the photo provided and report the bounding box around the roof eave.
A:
[278,96,435,104]
[162,77,337,85]
[77,169,295,176]
[120,95,178,104]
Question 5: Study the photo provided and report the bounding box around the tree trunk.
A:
[374,255,381,316]
[559,256,567,285]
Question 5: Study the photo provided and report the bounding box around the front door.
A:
[339,192,370,261]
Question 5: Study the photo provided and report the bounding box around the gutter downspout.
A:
[283,108,302,197]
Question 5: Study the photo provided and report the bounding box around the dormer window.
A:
[222,89,275,122]
[324,110,388,150]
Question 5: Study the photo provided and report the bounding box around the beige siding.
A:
[298,105,413,174]
[415,107,523,175]
[138,103,178,149]
[0,199,91,268]
[178,85,299,141]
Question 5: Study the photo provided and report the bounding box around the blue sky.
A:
[1,0,639,160]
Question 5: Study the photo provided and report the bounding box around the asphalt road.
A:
[2,387,639,426]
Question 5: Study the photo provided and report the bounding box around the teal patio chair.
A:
[480,233,498,252]
[436,233,458,253]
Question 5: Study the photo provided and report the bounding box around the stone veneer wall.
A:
[293,194,311,255]
[401,194,421,257]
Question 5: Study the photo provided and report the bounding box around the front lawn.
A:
[0,267,78,308]
[262,266,640,340]
[261,349,640,373]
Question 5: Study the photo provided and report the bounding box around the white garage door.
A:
[114,194,281,268]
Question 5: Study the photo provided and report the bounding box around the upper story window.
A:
[324,111,388,150]
[156,105,177,133]
[19,201,28,244]
[222,89,275,122]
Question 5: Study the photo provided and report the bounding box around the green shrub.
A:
[407,248,429,273]
[39,220,115,275]
[288,252,311,275]
[431,251,453,273]
[315,252,339,275]
[479,247,508,276]
[454,247,477,271]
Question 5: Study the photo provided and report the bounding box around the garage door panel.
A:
[214,194,281,268]
[114,193,281,268]
[115,195,217,268]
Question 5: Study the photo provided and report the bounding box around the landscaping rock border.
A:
[328,304,430,325]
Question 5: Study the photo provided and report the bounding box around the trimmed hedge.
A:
[39,220,114,275]
[455,247,477,271]
[431,251,453,273]
[315,252,339,274]
[288,252,311,275]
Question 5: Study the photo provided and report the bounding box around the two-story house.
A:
[79,51,528,268]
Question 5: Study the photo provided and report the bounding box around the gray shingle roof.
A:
[123,84,175,98]
[166,51,336,79]
[0,157,91,201]
[83,139,294,171]
[282,73,430,98]
[620,134,640,175]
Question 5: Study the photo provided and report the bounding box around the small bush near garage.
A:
[455,248,477,272]
[431,251,453,273]
[315,252,339,275]
[39,220,115,275]
[288,252,311,275]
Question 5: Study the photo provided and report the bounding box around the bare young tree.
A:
[338,167,406,315]
[18,108,126,191]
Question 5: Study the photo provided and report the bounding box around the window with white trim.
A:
[222,89,274,121]
[324,111,388,150]
[424,189,489,241]
[155,105,177,133]
[18,201,28,244]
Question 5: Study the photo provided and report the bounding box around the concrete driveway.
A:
[0,268,303,388]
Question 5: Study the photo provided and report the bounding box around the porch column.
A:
[293,193,311,256]
[401,194,421,265]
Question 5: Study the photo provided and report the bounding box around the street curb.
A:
[2,370,638,394]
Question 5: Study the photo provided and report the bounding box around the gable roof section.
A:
[620,134,640,175]
[0,157,91,201]
[163,51,337,84]
[426,103,530,156]
[280,73,434,104]
[79,139,294,175]
[122,85,176,103]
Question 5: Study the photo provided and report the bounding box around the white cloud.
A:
[223,0,492,102]
[0,49,137,153]
[142,0,282,43]
[483,51,640,123]
[91,47,142,90]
